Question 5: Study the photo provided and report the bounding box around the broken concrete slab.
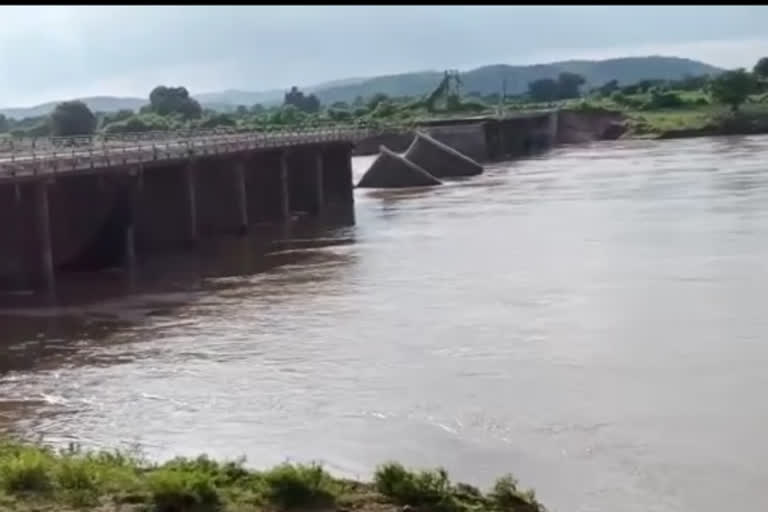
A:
[357,146,443,188]
[404,131,484,178]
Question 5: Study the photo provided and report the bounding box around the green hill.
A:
[312,56,723,104]
[0,56,723,119]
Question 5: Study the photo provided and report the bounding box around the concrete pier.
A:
[234,159,249,234]
[279,151,291,221]
[34,180,55,299]
[314,150,325,214]
[184,161,199,244]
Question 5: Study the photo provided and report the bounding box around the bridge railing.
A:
[0,119,410,154]
[0,123,404,179]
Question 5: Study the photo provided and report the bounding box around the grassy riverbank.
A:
[560,94,768,139]
[0,439,544,512]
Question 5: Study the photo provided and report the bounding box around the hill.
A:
[311,56,723,104]
[0,96,148,120]
[0,56,722,119]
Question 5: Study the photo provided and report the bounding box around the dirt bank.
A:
[557,108,628,144]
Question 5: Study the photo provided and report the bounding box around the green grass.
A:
[373,462,544,512]
[0,438,544,512]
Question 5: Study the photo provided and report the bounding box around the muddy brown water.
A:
[2,135,768,512]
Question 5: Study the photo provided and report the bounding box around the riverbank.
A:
[0,439,544,512]
[602,103,768,140]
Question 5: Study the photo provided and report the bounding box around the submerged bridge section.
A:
[0,125,380,297]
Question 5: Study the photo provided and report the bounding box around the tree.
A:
[709,69,757,112]
[753,57,768,79]
[283,86,320,114]
[370,99,397,118]
[598,79,620,97]
[49,100,97,136]
[235,105,248,116]
[148,85,202,119]
[0,114,8,133]
[303,94,320,114]
[528,78,560,102]
[102,109,134,127]
[367,93,390,111]
[557,72,586,99]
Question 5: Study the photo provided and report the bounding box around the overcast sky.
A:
[2,5,768,107]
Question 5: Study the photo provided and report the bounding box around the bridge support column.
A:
[34,180,55,300]
[314,150,325,214]
[343,147,355,205]
[124,168,141,290]
[124,223,137,289]
[279,152,291,221]
[234,159,249,235]
[185,161,199,243]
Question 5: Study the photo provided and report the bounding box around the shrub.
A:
[487,475,542,512]
[373,462,455,509]
[103,114,170,134]
[160,455,249,488]
[146,468,220,512]
[610,91,643,109]
[199,114,237,129]
[262,463,338,509]
[54,456,100,506]
[0,447,53,494]
[645,89,685,109]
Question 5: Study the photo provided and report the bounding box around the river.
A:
[2,135,768,512]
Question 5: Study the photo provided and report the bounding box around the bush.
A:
[54,456,100,506]
[373,462,455,509]
[0,448,53,494]
[199,114,237,129]
[103,114,170,134]
[487,475,542,512]
[610,91,644,109]
[146,468,220,512]
[160,455,249,488]
[645,89,685,109]
[327,108,352,122]
[262,463,338,509]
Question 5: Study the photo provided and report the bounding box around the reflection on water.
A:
[3,135,768,512]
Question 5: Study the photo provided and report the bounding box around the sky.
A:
[2,5,768,107]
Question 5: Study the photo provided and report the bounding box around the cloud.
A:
[1,6,767,107]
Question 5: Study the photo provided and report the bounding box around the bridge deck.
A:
[0,126,379,183]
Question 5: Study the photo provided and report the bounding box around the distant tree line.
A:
[3,57,768,138]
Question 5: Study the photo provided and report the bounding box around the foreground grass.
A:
[0,439,545,512]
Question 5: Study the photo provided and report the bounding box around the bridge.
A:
[0,110,567,301]
[0,124,389,298]
[0,124,382,181]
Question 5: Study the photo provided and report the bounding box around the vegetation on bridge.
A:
[0,438,544,512]
[2,56,768,140]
